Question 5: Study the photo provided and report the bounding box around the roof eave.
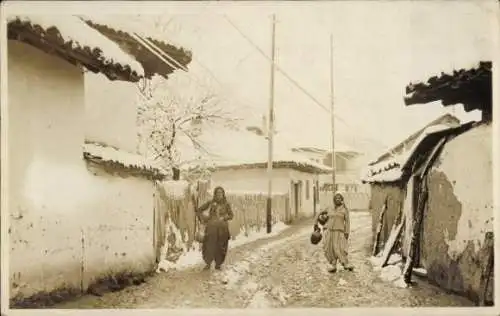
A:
[83,19,193,79]
[7,19,142,83]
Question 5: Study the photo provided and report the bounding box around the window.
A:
[306,180,310,200]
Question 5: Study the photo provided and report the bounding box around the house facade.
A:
[180,128,331,222]
[292,147,370,210]
[6,15,191,304]
[364,61,493,305]
[210,163,327,222]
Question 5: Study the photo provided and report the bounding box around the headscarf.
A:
[334,191,345,206]
[212,186,227,204]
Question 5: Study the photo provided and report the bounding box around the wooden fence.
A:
[153,181,290,265]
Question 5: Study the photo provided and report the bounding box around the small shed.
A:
[364,61,493,306]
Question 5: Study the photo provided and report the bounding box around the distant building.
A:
[291,146,370,210]
[180,128,332,222]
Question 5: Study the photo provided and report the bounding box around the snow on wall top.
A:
[83,142,166,174]
[7,15,144,81]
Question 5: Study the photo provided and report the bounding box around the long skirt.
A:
[323,229,349,267]
[202,220,230,266]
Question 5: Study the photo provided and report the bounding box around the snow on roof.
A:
[7,15,144,81]
[178,127,332,174]
[83,142,166,176]
[81,15,187,52]
[292,142,356,154]
[361,124,454,183]
[81,15,192,79]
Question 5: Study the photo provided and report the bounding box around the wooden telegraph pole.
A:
[266,14,277,234]
[329,34,336,205]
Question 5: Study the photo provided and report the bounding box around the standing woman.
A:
[314,191,354,273]
[196,186,234,270]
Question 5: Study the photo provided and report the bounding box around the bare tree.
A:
[136,71,239,180]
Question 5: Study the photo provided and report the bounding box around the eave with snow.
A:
[368,113,460,167]
[7,15,144,82]
[82,16,193,79]
[7,15,193,82]
[209,160,332,175]
[361,122,475,184]
[404,61,492,121]
[83,142,167,181]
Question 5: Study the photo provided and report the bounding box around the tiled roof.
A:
[7,15,144,82]
[404,61,492,113]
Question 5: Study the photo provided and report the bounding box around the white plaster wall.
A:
[289,170,318,217]
[8,41,155,299]
[210,168,319,218]
[79,166,155,288]
[84,73,139,153]
[435,123,493,259]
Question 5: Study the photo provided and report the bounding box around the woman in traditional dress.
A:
[314,191,354,273]
[196,186,234,270]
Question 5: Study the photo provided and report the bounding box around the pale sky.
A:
[12,1,494,156]
[116,1,494,155]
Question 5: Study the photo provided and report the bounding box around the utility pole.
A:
[266,14,277,234]
[329,33,336,205]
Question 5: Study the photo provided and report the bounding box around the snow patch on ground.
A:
[157,222,291,272]
[241,280,259,296]
[247,291,272,308]
[156,247,201,272]
[230,222,289,248]
[370,253,408,288]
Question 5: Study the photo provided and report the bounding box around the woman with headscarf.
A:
[314,191,354,273]
[195,186,234,270]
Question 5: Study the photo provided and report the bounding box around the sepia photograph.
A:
[0,0,497,313]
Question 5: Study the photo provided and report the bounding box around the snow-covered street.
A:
[54,211,473,308]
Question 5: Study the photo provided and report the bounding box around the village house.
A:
[363,61,493,305]
[364,113,462,241]
[291,146,370,210]
[180,127,332,223]
[7,15,191,305]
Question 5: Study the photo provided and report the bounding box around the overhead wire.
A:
[116,15,395,163]
[222,14,396,157]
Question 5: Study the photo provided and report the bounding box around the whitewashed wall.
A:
[84,72,139,153]
[288,169,318,217]
[210,167,319,218]
[8,41,155,300]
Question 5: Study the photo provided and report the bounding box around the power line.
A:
[127,15,394,159]
[222,14,392,152]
